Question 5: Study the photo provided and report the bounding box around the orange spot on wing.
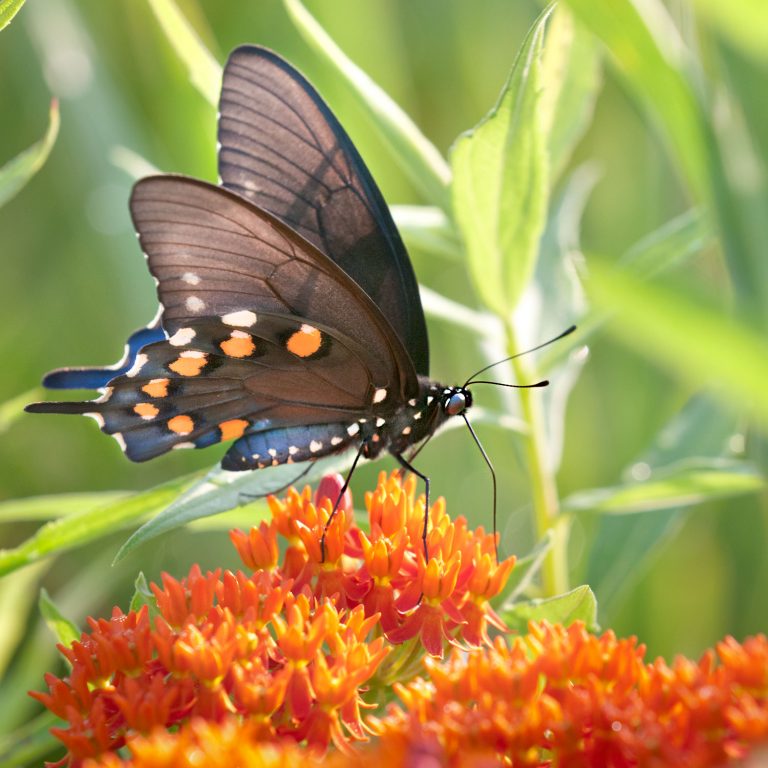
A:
[142,378,170,398]
[168,414,194,435]
[286,325,322,358]
[133,403,159,420]
[219,418,249,441]
[220,332,256,358]
[169,353,207,377]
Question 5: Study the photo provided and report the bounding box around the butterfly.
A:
[27,45,570,556]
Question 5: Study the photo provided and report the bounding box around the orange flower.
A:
[367,621,768,767]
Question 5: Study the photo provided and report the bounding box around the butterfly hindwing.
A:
[27,310,400,464]
[218,45,429,375]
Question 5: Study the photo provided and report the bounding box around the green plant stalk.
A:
[506,320,569,597]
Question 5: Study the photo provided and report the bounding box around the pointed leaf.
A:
[452,7,552,316]
[38,588,80,648]
[501,584,598,633]
[115,454,351,562]
[0,99,59,207]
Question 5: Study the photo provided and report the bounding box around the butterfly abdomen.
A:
[223,423,359,470]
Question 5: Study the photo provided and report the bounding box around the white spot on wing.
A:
[112,432,127,451]
[173,442,195,450]
[268,448,277,457]
[181,272,201,286]
[373,388,387,404]
[330,436,343,446]
[376,417,385,427]
[408,399,417,407]
[309,440,323,453]
[169,327,196,346]
[185,296,206,313]
[180,350,205,359]
[222,310,257,327]
[126,354,148,378]
[401,426,412,436]
[347,423,360,437]
[288,445,298,455]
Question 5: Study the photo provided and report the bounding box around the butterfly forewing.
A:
[218,45,429,376]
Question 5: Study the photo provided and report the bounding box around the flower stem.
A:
[506,320,569,596]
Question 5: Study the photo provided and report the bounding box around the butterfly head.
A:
[442,386,472,417]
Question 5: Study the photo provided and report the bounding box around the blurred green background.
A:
[1,0,767,715]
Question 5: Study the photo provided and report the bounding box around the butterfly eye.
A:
[444,391,468,416]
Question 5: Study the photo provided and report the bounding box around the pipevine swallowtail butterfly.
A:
[26,45,572,557]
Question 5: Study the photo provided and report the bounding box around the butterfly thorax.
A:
[362,377,472,460]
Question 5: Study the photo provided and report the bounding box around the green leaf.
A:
[540,6,602,181]
[587,259,768,427]
[116,455,350,562]
[129,572,161,622]
[0,0,27,31]
[145,0,221,106]
[451,6,552,316]
[563,457,763,515]
[0,491,129,522]
[38,588,80,648]
[501,585,598,634]
[0,99,59,207]
[283,0,451,211]
[0,473,198,577]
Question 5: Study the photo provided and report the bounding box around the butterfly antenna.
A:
[461,413,499,562]
[464,324,577,387]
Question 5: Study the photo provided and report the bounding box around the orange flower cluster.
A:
[33,472,515,766]
[230,471,515,657]
[367,621,768,767]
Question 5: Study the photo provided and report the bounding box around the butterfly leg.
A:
[393,453,430,563]
[320,442,365,562]
[461,413,499,561]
